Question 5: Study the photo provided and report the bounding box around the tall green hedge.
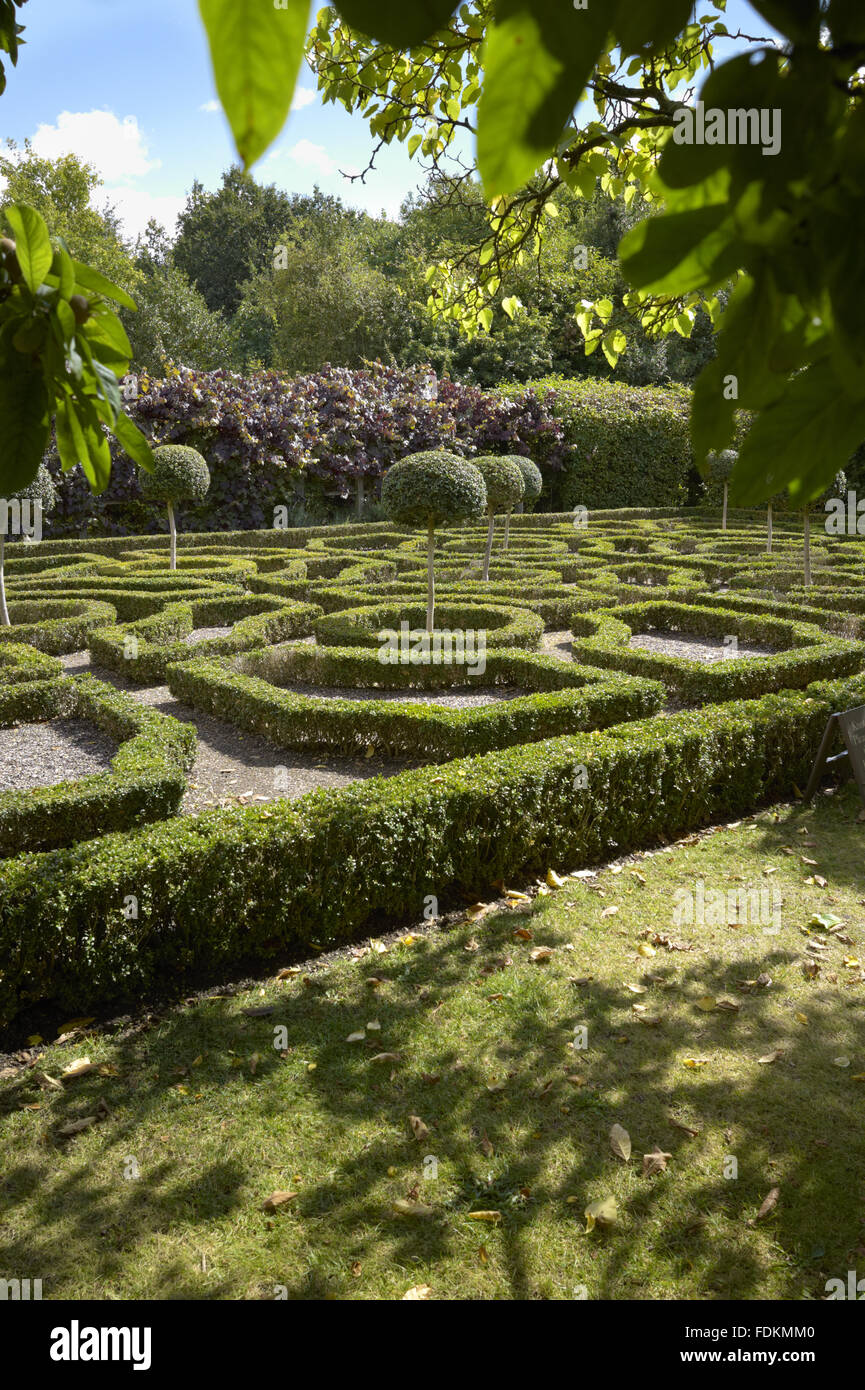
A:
[519,377,693,510]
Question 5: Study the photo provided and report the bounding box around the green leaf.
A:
[198,0,308,169]
[614,0,695,55]
[4,204,53,293]
[478,0,610,198]
[730,359,865,505]
[0,351,52,492]
[71,260,138,312]
[54,396,90,475]
[335,1,458,46]
[620,202,739,295]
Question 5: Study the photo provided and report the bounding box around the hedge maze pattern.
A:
[1,505,863,1027]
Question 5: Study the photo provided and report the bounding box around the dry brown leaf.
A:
[409,1115,430,1142]
[261,1190,298,1212]
[609,1123,632,1163]
[402,1284,432,1300]
[755,1187,780,1220]
[642,1147,673,1177]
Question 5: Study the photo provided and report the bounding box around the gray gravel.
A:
[629,631,777,663]
[184,626,233,646]
[278,683,525,707]
[60,652,419,813]
[540,630,573,661]
[0,718,117,792]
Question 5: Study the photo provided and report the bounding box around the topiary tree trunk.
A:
[722,481,728,531]
[167,500,177,571]
[426,521,435,633]
[482,511,495,581]
[766,500,773,554]
[803,510,812,586]
[502,513,511,552]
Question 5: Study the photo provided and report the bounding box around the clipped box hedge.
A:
[314,601,545,651]
[0,643,63,685]
[88,595,323,684]
[0,600,118,654]
[0,678,840,1027]
[0,674,196,856]
[569,601,863,700]
[165,647,663,762]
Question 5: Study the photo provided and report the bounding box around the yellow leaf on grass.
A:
[402,1285,432,1300]
[467,1211,502,1224]
[637,944,656,958]
[610,1123,631,1163]
[61,1057,95,1080]
[546,869,566,889]
[584,1196,617,1233]
[696,996,716,1012]
[683,1058,709,1069]
[409,1115,430,1142]
[392,1199,435,1217]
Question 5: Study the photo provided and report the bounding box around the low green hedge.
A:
[0,643,63,685]
[0,678,841,1027]
[166,648,663,762]
[0,674,196,856]
[88,596,323,684]
[314,601,545,651]
[569,601,863,700]
[0,600,118,654]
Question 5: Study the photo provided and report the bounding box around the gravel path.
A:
[629,631,777,663]
[279,683,525,707]
[0,718,117,792]
[540,630,573,661]
[184,626,233,645]
[60,652,419,813]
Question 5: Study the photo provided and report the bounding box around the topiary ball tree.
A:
[0,463,56,627]
[381,450,487,632]
[470,455,525,579]
[139,444,210,570]
[706,449,738,532]
[504,456,543,552]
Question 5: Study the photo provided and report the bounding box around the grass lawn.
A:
[1,785,864,1301]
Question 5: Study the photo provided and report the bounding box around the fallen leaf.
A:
[642,1147,673,1177]
[402,1285,432,1300]
[758,1048,785,1064]
[755,1187,780,1220]
[261,1191,298,1212]
[392,1199,436,1218]
[61,1057,95,1080]
[467,1211,502,1224]
[584,1196,617,1233]
[409,1115,430,1142]
[609,1123,632,1163]
[529,946,554,962]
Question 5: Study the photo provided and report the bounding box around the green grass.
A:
[1,785,864,1301]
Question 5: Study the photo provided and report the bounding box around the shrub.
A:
[0,674,196,856]
[381,451,487,631]
[517,376,693,510]
[0,680,842,1027]
[139,445,211,570]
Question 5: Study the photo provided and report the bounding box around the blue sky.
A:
[0,0,777,243]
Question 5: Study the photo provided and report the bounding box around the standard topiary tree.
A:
[139,444,210,570]
[0,464,56,626]
[707,449,738,532]
[503,456,543,552]
[801,472,846,586]
[381,450,487,632]
[470,455,524,579]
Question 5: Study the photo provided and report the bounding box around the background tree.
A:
[381,450,486,631]
[139,445,210,570]
[707,449,737,532]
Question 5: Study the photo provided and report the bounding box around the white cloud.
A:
[285,139,337,175]
[291,87,317,111]
[101,187,187,243]
[30,110,159,183]
[199,99,221,113]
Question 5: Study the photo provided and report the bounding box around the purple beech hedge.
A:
[44,362,568,538]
